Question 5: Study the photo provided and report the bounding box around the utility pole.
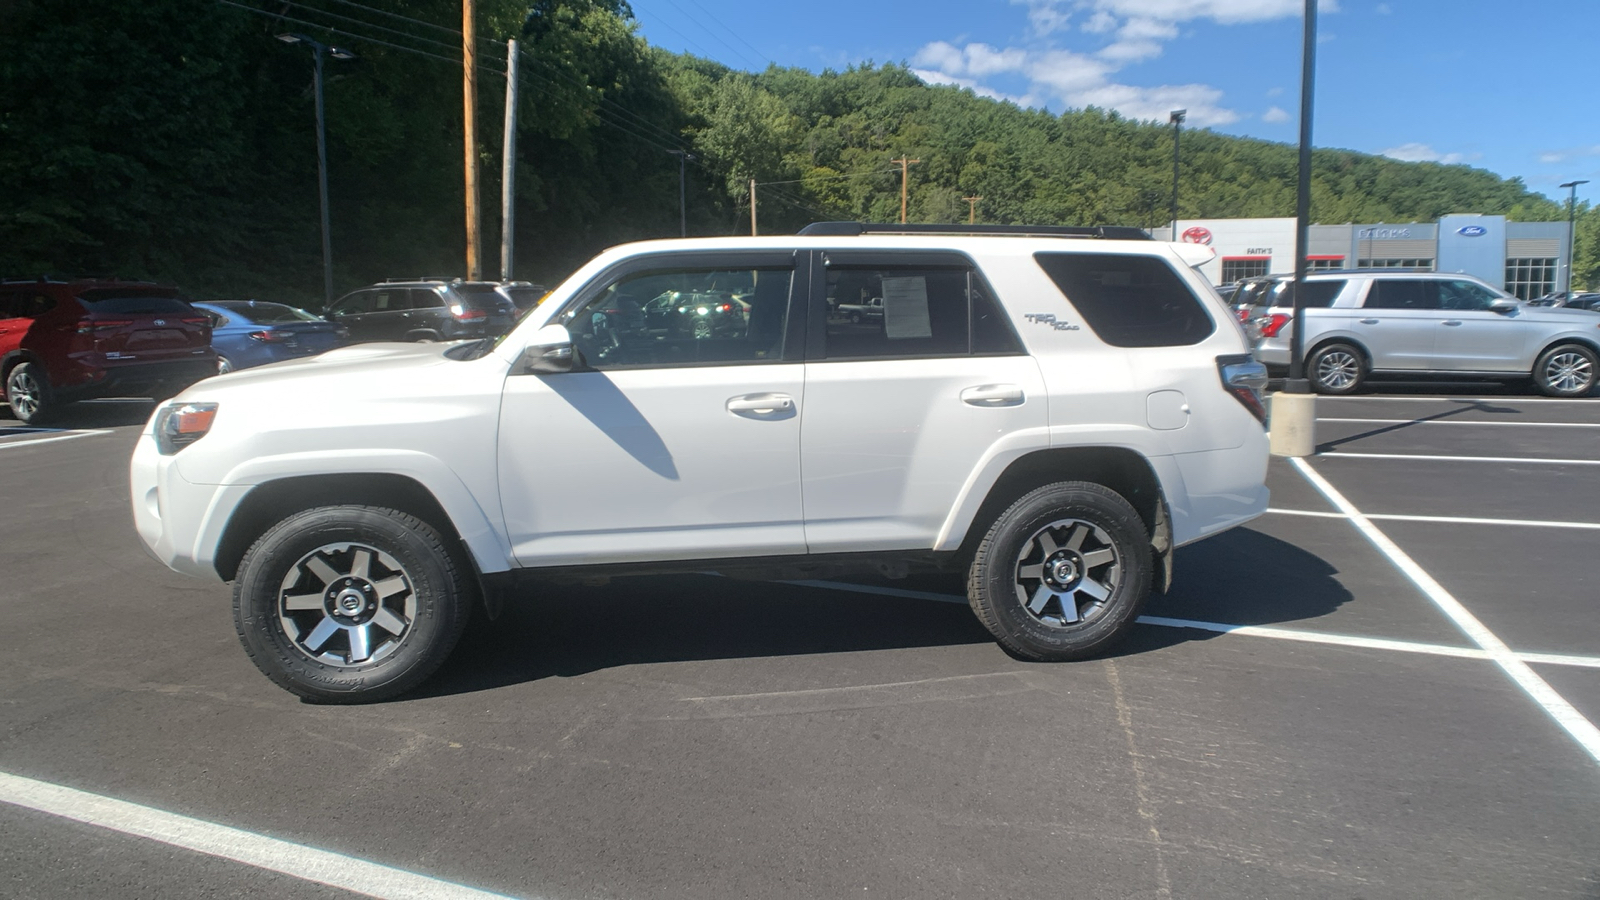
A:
[963,195,983,225]
[1560,180,1589,294]
[462,0,481,280]
[499,38,519,281]
[1169,109,1185,236]
[276,34,355,308]
[893,156,920,224]
[670,151,694,237]
[749,178,758,236]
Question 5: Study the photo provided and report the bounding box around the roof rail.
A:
[383,276,457,283]
[797,221,1153,241]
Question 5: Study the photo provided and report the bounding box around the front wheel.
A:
[1310,342,1365,394]
[1532,343,1597,397]
[5,361,56,424]
[232,505,473,703]
[967,482,1153,661]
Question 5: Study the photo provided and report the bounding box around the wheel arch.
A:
[1306,335,1372,368]
[947,446,1174,593]
[1533,334,1600,364]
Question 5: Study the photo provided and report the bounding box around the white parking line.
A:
[1318,417,1600,428]
[1291,457,1600,765]
[0,771,528,900]
[1319,451,1600,466]
[782,579,1600,671]
[0,429,114,450]
[1268,508,1600,531]
[1322,396,1599,404]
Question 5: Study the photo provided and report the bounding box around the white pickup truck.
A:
[132,224,1270,703]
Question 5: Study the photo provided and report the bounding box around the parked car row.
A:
[3,276,544,424]
[1230,270,1600,396]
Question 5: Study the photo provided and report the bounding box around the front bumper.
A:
[130,422,244,580]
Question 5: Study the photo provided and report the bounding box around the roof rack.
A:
[797,221,1153,241]
[383,276,458,283]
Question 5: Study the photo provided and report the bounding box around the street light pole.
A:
[1559,180,1589,294]
[1268,0,1319,458]
[278,34,355,309]
[1169,109,1185,236]
[669,150,695,237]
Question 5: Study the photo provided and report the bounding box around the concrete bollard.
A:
[1268,391,1317,457]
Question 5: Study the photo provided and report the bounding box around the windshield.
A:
[78,291,192,315]
[209,301,323,324]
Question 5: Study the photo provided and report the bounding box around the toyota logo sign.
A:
[1181,226,1213,245]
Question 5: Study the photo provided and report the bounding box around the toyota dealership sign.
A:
[1181,226,1213,245]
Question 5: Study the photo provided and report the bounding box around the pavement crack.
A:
[1106,658,1173,899]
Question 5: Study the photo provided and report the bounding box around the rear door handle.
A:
[1443,320,1463,326]
[1360,318,1379,325]
[960,384,1025,406]
[727,393,795,417]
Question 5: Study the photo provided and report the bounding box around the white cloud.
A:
[1375,2,1391,12]
[1262,106,1290,123]
[1266,86,1284,97]
[1083,10,1119,32]
[912,69,1036,107]
[1074,82,1239,125]
[1538,145,1600,165]
[1098,39,1165,61]
[1381,143,1470,165]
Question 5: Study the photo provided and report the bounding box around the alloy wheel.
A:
[1012,518,1120,627]
[6,367,41,420]
[277,542,417,666]
[1316,350,1359,391]
[1544,351,1593,394]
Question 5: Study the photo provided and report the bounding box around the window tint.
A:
[971,276,1023,355]
[370,290,407,312]
[1033,252,1215,348]
[1266,279,1346,308]
[822,267,972,359]
[212,301,322,324]
[1438,280,1500,311]
[409,288,445,309]
[1364,280,1436,310]
[76,294,192,315]
[558,267,791,368]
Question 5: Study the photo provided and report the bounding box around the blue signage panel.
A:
[1438,215,1506,285]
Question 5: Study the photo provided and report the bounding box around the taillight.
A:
[1217,354,1269,426]
[1259,313,1292,338]
[248,330,290,343]
[1234,307,1252,324]
[154,402,219,454]
[180,316,211,327]
[67,318,134,333]
[449,304,487,321]
[718,303,731,313]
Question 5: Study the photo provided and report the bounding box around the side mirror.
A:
[1489,298,1518,314]
[522,323,576,374]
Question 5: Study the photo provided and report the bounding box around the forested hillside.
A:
[2,0,1593,306]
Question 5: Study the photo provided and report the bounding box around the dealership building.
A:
[1152,215,1574,300]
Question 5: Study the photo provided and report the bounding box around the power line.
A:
[679,0,771,67]
[218,1,505,74]
[309,0,460,36]
[269,0,466,57]
[630,7,721,64]
[652,0,763,71]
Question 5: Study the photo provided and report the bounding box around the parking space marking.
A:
[1318,417,1600,428]
[1268,508,1600,531]
[783,579,1600,671]
[0,429,114,450]
[1291,457,1600,765]
[1324,396,1600,404]
[0,771,528,900]
[1319,452,1600,466]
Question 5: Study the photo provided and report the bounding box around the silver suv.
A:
[1245,271,1600,396]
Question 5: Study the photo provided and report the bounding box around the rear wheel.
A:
[232,505,473,703]
[1310,342,1364,394]
[5,361,56,424]
[217,355,235,375]
[967,482,1152,661]
[1532,344,1597,397]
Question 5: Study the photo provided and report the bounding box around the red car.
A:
[0,278,217,424]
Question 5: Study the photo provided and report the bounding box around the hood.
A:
[178,342,458,397]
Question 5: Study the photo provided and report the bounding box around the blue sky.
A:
[633,0,1597,207]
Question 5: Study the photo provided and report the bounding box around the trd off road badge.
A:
[1024,313,1080,331]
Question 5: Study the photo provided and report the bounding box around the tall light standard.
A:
[669,150,695,237]
[1559,180,1589,294]
[1268,0,1318,458]
[1169,109,1186,235]
[278,33,356,308]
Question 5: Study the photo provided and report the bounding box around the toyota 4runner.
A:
[131,224,1271,703]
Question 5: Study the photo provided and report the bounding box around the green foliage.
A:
[0,2,1570,303]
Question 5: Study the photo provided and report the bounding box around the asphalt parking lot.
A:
[2,387,1598,899]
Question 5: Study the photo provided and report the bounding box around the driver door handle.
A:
[727,393,794,417]
[1443,320,1463,326]
[1360,318,1380,325]
[960,384,1025,406]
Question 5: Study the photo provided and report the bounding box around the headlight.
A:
[155,402,219,454]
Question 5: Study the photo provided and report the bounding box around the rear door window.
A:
[1438,280,1500,311]
[1033,252,1215,347]
[816,253,1020,360]
[1365,280,1438,309]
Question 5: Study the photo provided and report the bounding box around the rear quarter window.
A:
[1033,252,1215,347]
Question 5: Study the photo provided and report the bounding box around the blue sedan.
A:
[193,301,349,373]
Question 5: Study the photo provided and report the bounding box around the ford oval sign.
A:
[1457,225,1488,237]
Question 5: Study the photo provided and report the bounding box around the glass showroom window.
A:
[1220,258,1269,282]
[1307,257,1345,271]
[1504,258,1556,300]
[1356,258,1434,270]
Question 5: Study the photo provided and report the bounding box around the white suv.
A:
[131,224,1271,703]
[1244,271,1600,396]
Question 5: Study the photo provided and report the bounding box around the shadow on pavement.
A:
[0,398,157,429]
[417,526,1350,698]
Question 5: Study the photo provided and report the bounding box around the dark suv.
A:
[326,279,517,344]
[1,278,216,424]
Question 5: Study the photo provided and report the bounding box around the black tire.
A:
[850,312,861,324]
[1532,343,1597,398]
[217,355,235,375]
[967,481,1153,662]
[1309,342,1365,395]
[232,505,473,703]
[4,360,56,425]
